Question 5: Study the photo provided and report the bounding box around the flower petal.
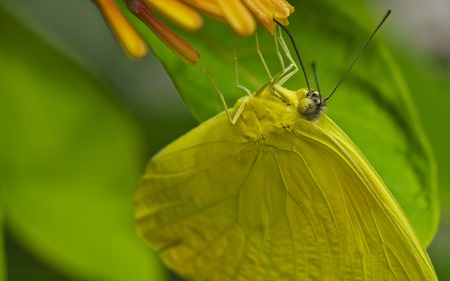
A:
[217,0,256,36]
[93,0,148,59]
[180,0,224,20]
[279,0,295,13]
[145,0,203,31]
[274,17,289,26]
[265,0,294,18]
[263,0,289,18]
[241,0,274,34]
[126,0,200,65]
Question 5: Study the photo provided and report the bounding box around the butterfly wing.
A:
[136,111,257,280]
[268,115,437,280]
[135,109,436,280]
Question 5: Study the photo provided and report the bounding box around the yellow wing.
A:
[135,89,436,280]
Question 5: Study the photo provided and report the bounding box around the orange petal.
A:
[179,0,224,20]
[266,0,295,17]
[144,0,203,31]
[126,0,200,65]
[262,0,289,18]
[180,0,225,23]
[241,0,274,34]
[279,0,295,13]
[93,0,148,59]
[274,17,289,26]
[217,0,256,36]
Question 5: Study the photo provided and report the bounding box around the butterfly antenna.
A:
[311,61,321,93]
[325,10,391,101]
[274,19,312,93]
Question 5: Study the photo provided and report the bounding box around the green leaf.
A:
[0,191,5,281]
[395,52,450,211]
[0,6,164,281]
[396,47,450,280]
[121,1,439,245]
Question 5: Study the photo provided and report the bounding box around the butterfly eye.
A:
[299,91,326,119]
[298,98,317,116]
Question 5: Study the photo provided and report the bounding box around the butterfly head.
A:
[298,89,327,121]
[271,85,326,123]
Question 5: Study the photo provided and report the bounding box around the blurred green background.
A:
[0,0,449,280]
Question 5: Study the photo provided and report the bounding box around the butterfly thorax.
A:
[232,85,327,141]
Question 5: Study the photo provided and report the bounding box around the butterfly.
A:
[134,11,437,281]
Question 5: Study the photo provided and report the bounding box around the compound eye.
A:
[298,90,326,119]
[299,98,317,116]
[310,92,319,99]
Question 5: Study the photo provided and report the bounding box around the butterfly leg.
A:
[255,31,273,82]
[195,64,234,123]
[234,36,252,96]
[274,27,286,72]
[274,25,298,86]
[195,35,255,124]
[252,29,284,99]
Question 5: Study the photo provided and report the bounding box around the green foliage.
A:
[0,192,4,281]
[1,0,449,280]
[123,1,439,246]
[396,53,450,211]
[0,6,164,281]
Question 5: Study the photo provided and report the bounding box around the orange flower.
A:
[144,0,294,35]
[93,0,294,64]
[93,0,148,59]
[126,0,201,65]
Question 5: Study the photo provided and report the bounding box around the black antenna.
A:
[311,62,321,93]
[274,19,312,93]
[325,10,391,101]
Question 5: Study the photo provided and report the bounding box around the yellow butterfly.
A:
[134,11,437,280]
